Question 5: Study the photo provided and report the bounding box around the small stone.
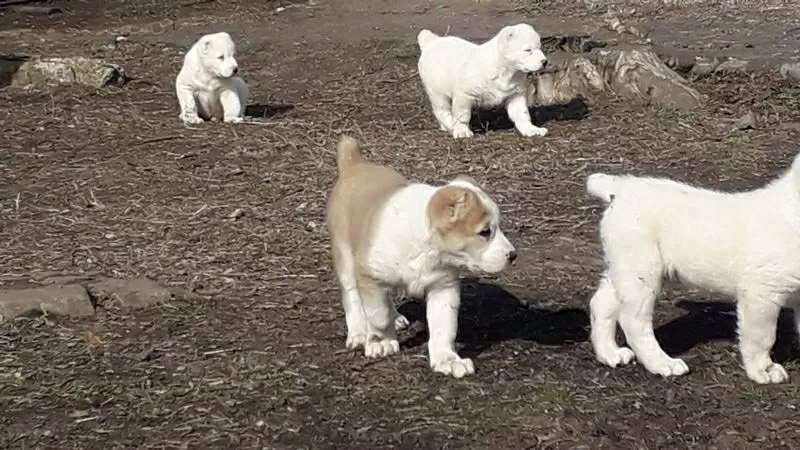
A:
[715,57,750,73]
[690,56,720,77]
[779,62,800,81]
[228,208,245,220]
[734,111,757,130]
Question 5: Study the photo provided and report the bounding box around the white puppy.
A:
[586,153,800,384]
[416,23,549,139]
[326,136,517,378]
[175,32,249,125]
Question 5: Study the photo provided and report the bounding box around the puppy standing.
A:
[416,23,548,139]
[326,136,517,378]
[587,153,800,384]
[175,32,249,125]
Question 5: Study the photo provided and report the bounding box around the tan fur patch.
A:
[327,136,408,275]
[427,185,491,255]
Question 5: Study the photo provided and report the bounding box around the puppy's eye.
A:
[218,55,225,60]
[525,48,533,53]
[478,227,492,239]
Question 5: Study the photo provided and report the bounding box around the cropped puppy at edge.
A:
[326,136,517,378]
[416,23,548,139]
[175,32,249,125]
[587,152,800,384]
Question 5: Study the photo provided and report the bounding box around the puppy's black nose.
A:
[232,67,239,75]
[508,251,518,263]
[541,60,548,69]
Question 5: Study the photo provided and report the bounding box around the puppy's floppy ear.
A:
[499,26,515,42]
[428,186,473,226]
[200,37,212,54]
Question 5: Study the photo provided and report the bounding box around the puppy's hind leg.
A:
[610,245,689,377]
[357,276,400,358]
[332,242,367,349]
[738,290,787,384]
[590,274,635,367]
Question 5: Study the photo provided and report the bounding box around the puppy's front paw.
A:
[452,125,474,139]
[394,314,411,331]
[224,116,244,124]
[595,346,635,368]
[747,363,789,384]
[519,125,548,137]
[364,338,400,358]
[346,332,366,350]
[648,357,689,378]
[431,356,475,378]
[181,115,204,125]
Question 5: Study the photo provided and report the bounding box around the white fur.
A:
[587,153,800,384]
[343,181,515,378]
[175,32,249,125]
[416,23,548,139]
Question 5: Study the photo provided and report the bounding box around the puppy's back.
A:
[327,136,408,252]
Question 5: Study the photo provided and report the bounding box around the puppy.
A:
[587,153,800,384]
[175,32,249,125]
[326,136,517,378]
[416,23,548,139]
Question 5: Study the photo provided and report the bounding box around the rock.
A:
[690,56,720,77]
[734,111,757,130]
[1,54,129,89]
[595,48,706,110]
[779,62,800,81]
[530,56,604,106]
[0,285,95,321]
[87,277,172,309]
[715,57,751,74]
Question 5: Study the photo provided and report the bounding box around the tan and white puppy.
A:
[326,136,517,378]
[175,32,249,125]
[587,152,800,384]
[417,23,549,139]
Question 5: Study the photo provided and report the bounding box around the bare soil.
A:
[2,0,800,448]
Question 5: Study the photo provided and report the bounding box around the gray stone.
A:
[0,285,95,321]
[1,54,129,89]
[87,278,172,309]
[779,62,800,81]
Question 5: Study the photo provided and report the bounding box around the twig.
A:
[132,135,184,147]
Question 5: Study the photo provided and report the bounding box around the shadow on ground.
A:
[656,300,800,364]
[397,279,589,358]
[470,96,590,134]
[245,102,294,119]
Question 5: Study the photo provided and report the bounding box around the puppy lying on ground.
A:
[587,153,800,384]
[326,136,517,378]
[175,32,249,125]
[416,23,548,139]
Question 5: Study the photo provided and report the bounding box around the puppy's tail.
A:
[417,29,438,49]
[586,173,619,203]
[336,135,365,175]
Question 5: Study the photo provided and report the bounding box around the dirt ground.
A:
[2,0,800,448]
